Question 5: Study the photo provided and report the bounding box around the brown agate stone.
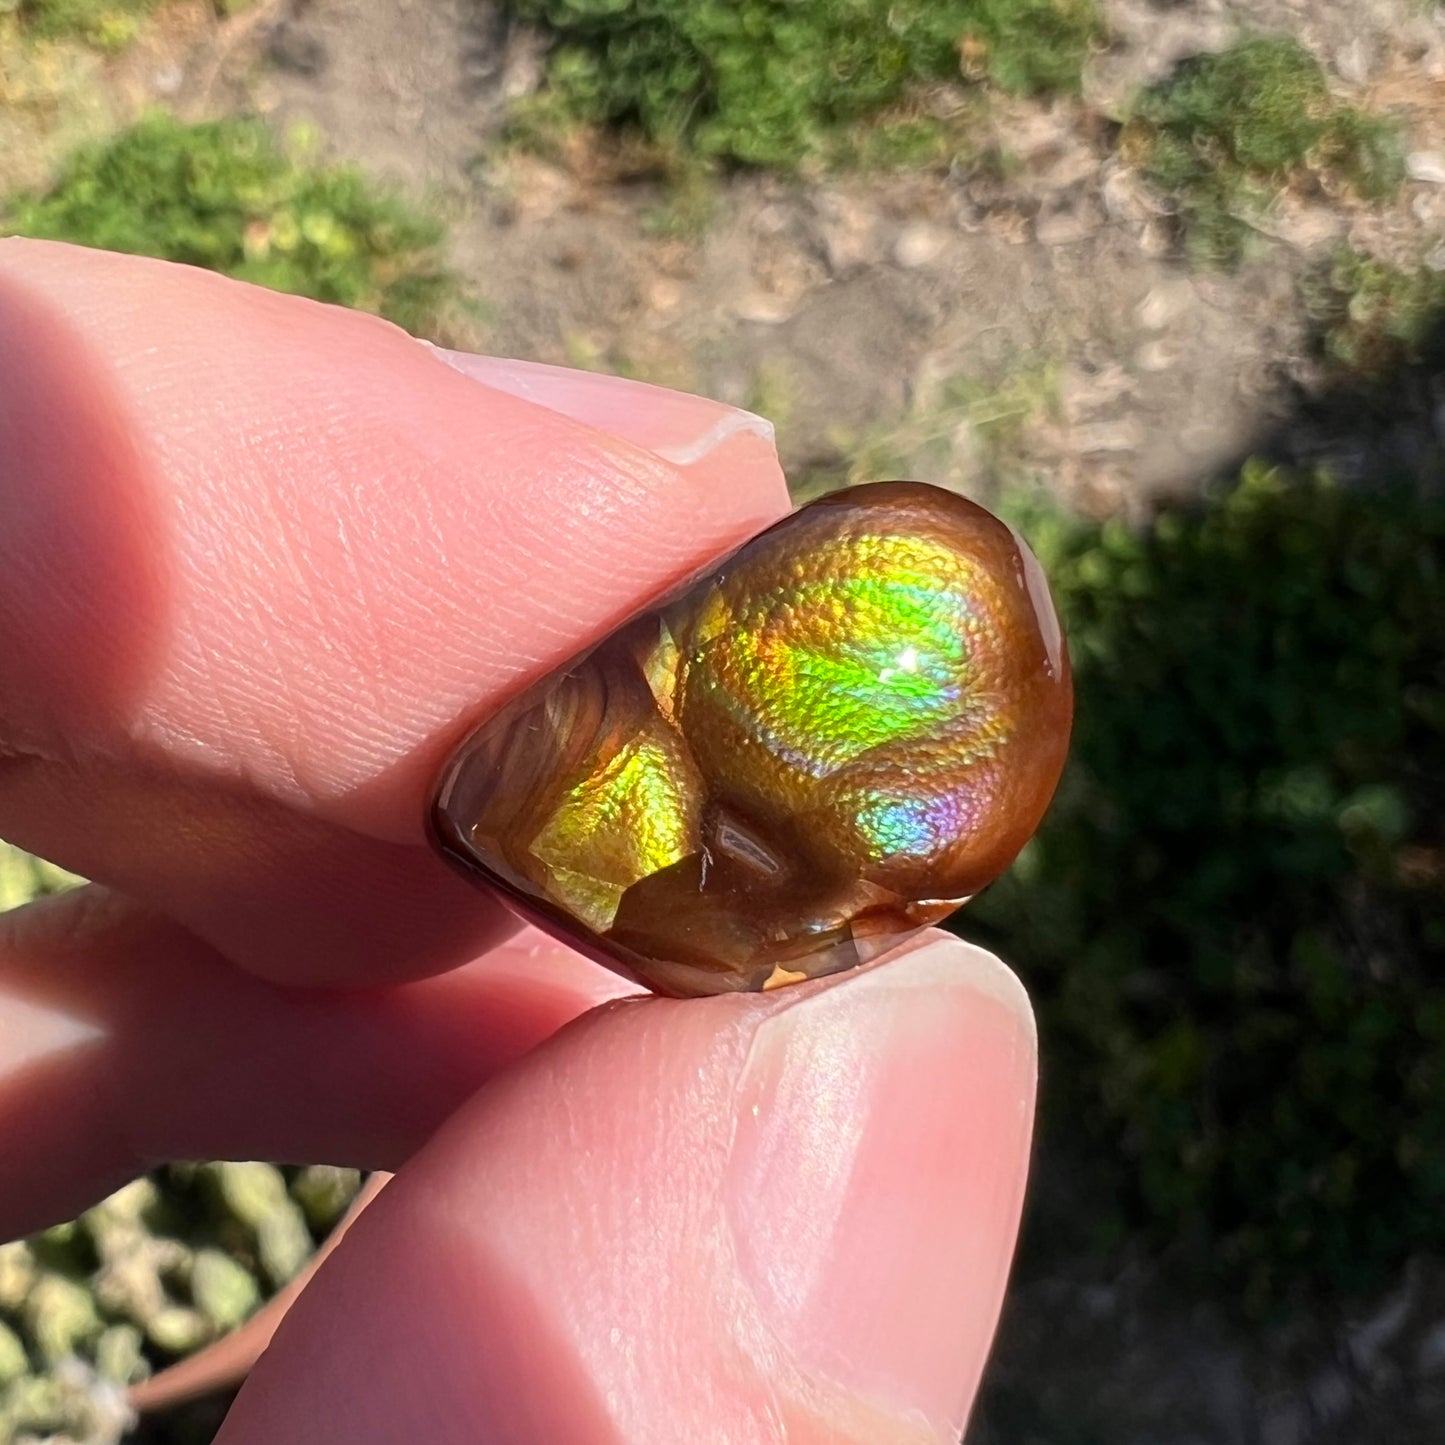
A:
[429,481,1072,997]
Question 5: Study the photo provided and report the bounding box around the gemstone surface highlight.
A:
[430,481,1072,997]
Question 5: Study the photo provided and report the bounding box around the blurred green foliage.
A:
[0,847,362,1435]
[2,114,467,336]
[506,0,1102,168]
[974,463,1445,1309]
[1303,246,1445,382]
[0,845,82,911]
[1127,36,1405,265]
[0,1160,361,1440]
[10,0,159,52]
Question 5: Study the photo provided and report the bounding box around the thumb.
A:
[217,933,1036,1444]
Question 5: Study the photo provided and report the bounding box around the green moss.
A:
[25,1275,103,1363]
[0,844,81,910]
[0,1323,28,1387]
[290,1166,363,1232]
[0,1144,372,1435]
[1127,37,1405,266]
[94,1322,145,1385]
[14,0,159,51]
[975,464,1445,1309]
[507,0,1102,169]
[3,114,470,337]
[189,1251,261,1333]
[1302,246,1445,380]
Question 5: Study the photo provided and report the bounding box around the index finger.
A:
[0,239,788,983]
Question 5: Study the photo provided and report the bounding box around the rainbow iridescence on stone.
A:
[430,481,1072,997]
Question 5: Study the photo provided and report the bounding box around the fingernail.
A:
[725,936,1037,1436]
[428,349,777,469]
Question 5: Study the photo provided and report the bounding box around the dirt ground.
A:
[216,0,1445,522]
[8,0,1445,1441]
[11,0,1442,521]
[231,0,1445,508]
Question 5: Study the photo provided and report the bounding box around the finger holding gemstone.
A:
[430,481,1072,998]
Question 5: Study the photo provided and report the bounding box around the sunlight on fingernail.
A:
[649,408,775,466]
[425,346,776,465]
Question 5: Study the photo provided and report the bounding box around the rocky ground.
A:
[9,0,1444,516]
[3,0,1445,1441]
[226,0,1445,521]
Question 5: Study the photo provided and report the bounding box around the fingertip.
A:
[429,349,788,519]
[215,935,1035,1443]
[726,933,1037,1435]
[879,927,1038,1048]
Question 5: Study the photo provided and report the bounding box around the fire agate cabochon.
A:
[431,481,1072,997]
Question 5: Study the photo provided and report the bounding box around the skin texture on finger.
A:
[0,888,634,1239]
[0,753,523,988]
[218,935,1037,1445]
[0,239,788,982]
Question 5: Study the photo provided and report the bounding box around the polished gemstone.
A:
[430,481,1072,997]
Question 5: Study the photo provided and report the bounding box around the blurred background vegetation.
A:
[8,113,464,332]
[979,466,1444,1307]
[1,0,1443,1441]
[503,0,1101,166]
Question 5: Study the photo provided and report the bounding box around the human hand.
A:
[0,239,1037,1443]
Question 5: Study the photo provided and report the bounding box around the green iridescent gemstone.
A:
[430,482,1071,997]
